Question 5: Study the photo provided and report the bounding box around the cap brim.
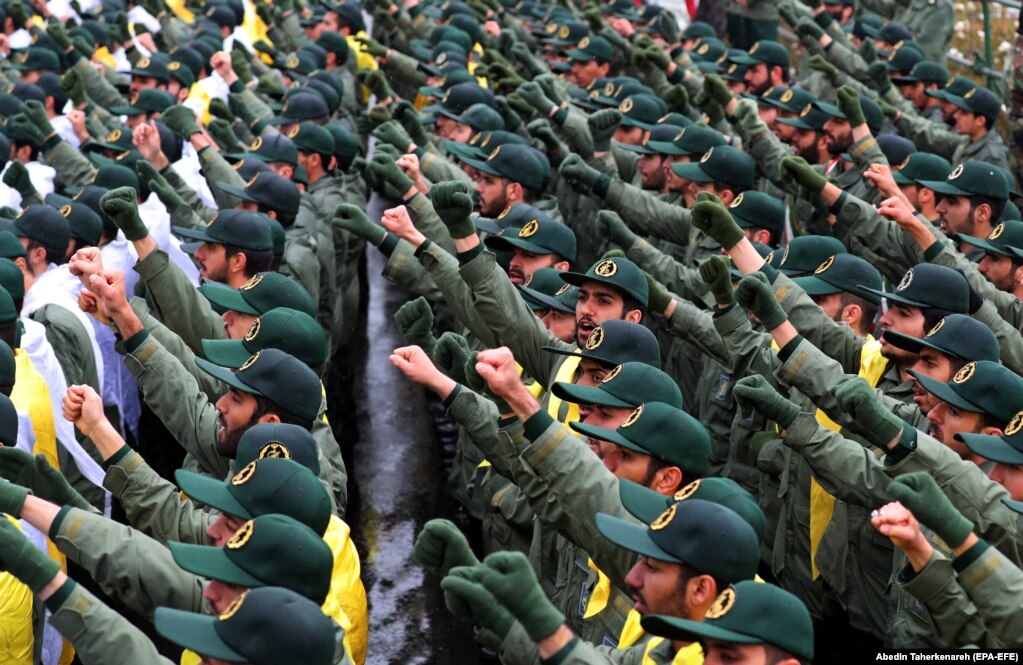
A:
[168,541,266,587]
[880,329,927,355]
[1002,496,1023,514]
[792,275,841,296]
[552,381,634,408]
[775,117,816,130]
[200,281,259,315]
[955,233,1011,256]
[892,171,914,185]
[201,338,256,369]
[459,155,502,177]
[856,285,930,308]
[194,357,259,395]
[173,469,252,519]
[907,370,983,413]
[474,218,505,235]
[517,284,574,313]
[617,142,656,154]
[620,117,657,131]
[670,162,713,182]
[729,53,759,65]
[565,50,595,62]
[216,181,259,203]
[108,105,145,115]
[641,614,762,646]
[155,607,247,662]
[172,225,217,243]
[618,479,669,523]
[570,420,630,446]
[595,512,682,562]
[955,432,1023,465]
[918,179,972,197]
[484,234,553,255]
[644,140,683,155]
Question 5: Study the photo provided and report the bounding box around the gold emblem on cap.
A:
[949,164,964,180]
[604,82,616,96]
[497,206,511,219]
[130,92,140,105]
[250,137,263,151]
[727,63,738,74]
[749,42,760,54]
[219,592,247,621]
[287,125,300,139]
[244,317,261,342]
[107,129,122,143]
[226,520,255,549]
[650,503,676,531]
[522,273,533,287]
[602,364,623,383]
[259,442,292,459]
[892,40,905,51]
[594,258,618,277]
[232,160,244,171]
[622,404,644,427]
[137,57,151,69]
[619,98,634,114]
[729,192,744,208]
[953,362,976,384]
[674,128,686,141]
[584,325,605,350]
[926,317,946,337]
[558,25,570,39]
[673,479,701,501]
[169,61,182,71]
[899,155,911,170]
[246,174,260,188]
[206,213,219,228]
[13,52,27,64]
[815,255,836,274]
[965,88,976,99]
[519,220,540,237]
[116,151,131,161]
[705,588,737,619]
[578,36,591,49]
[990,223,1005,240]
[286,55,300,68]
[700,147,714,163]
[780,245,791,265]
[589,90,601,100]
[697,43,709,55]
[59,204,72,218]
[239,350,261,371]
[897,268,913,291]
[1006,410,1023,436]
[437,53,448,65]
[546,21,557,33]
[469,132,481,146]
[555,283,571,296]
[231,460,258,485]
[799,103,812,118]
[488,146,501,160]
[780,89,794,103]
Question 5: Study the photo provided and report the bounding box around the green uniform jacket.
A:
[499,623,675,665]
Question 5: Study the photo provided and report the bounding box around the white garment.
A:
[175,146,218,209]
[45,0,81,21]
[0,161,56,210]
[137,194,200,285]
[50,114,81,149]
[127,6,162,35]
[8,29,31,50]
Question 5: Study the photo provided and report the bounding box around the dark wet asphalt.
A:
[347,202,482,665]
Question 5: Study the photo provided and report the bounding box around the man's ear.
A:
[257,413,282,425]
[624,308,643,324]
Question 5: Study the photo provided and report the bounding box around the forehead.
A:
[579,280,624,300]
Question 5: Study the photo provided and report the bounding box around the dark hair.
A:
[224,243,274,277]
[922,307,955,332]
[621,294,647,324]
[0,319,17,349]
[27,239,67,266]
[251,393,315,430]
[763,644,810,665]
[269,254,283,271]
[970,196,1007,227]
[259,203,296,228]
[838,291,879,335]
[12,141,39,162]
[678,562,725,602]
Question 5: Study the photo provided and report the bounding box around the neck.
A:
[226,272,251,289]
[969,125,988,142]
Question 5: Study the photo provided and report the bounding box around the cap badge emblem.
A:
[231,461,258,485]
[706,588,737,618]
[594,259,618,277]
[226,520,255,549]
[815,255,836,274]
[259,442,291,459]
[622,404,643,427]
[584,325,605,350]
[602,364,623,383]
[650,503,676,530]
[953,362,975,384]
[519,219,539,237]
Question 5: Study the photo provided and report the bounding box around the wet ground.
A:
[347,225,482,665]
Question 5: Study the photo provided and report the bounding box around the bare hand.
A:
[67,109,88,142]
[863,164,900,199]
[871,501,933,571]
[69,246,104,287]
[210,51,238,85]
[473,347,521,400]
[380,205,420,242]
[88,269,129,318]
[62,384,106,437]
[389,345,455,397]
[132,121,167,167]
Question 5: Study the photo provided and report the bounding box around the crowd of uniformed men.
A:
[0,0,1019,661]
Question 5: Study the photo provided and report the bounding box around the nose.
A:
[623,561,643,590]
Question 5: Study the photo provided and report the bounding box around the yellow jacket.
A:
[0,516,33,665]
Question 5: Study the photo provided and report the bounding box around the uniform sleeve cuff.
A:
[44,579,77,614]
[759,262,780,284]
[48,505,75,540]
[953,539,989,572]
[777,334,804,362]
[456,244,484,266]
[123,329,150,353]
[379,233,399,257]
[441,383,463,408]
[885,423,918,465]
[923,239,944,262]
[712,303,736,318]
[542,637,579,665]
[522,410,556,442]
[413,238,433,258]
[101,444,134,470]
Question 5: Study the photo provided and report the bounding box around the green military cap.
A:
[565,35,614,63]
[287,122,335,158]
[946,86,1002,124]
[776,102,829,132]
[617,94,667,131]
[420,51,470,77]
[720,60,749,82]
[794,253,883,303]
[739,85,783,107]
[730,40,789,68]
[912,361,1023,425]
[227,133,299,166]
[608,0,639,19]
[266,92,330,126]
[958,219,1023,257]
[14,204,69,254]
[0,232,26,260]
[173,209,274,252]
[885,44,924,73]
[202,307,327,369]
[0,393,16,442]
[813,95,884,134]
[726,191,785,238]
[771,236,847,276]
[166,60,195,89]
[646,124,726,157]
[892,152,952,186]
[560,256,649,306]
[682,21,716,39]
[619,477,766,542]
[57,200,103,247]
[201,272,316,318]
[1003,200,1022,222]
[418,68,476,98]
[218,172,301,217]
[9,48,60,72]
[545,319,661,368]
[452,103,505,132]
[83,126,134,154]
[0,339,14,395]
[485,213,576,262]
[517,267,575,312]
[108,89,175,116]
[884,313,1000,362]
[957,409,1023,465]
[553,361,683,409]
[156,587,335,665]
[175,457,330,535]
[128,55,171,82]
[169,514,333,603]
[235,422,319,472]
[596,499,760,583]
[891,60,949,86]
[0,285,15,324]
[688,37,728,65]
[461,144,551,192]
[316,31,350,58]
[619,124,684,156]
[642,581,814,661]
[671,145,755,191]
[474,202,540,235]
[0,259,22,301]
[422,82,493,122]
[860,263,969,312]
[591,78,655,108]
[920,160,1009,201]
[545,20,589,47]
[656,112,692,128]
[265,217,285,260]
[572,401,709,472]
[446,129,528,165]
[880,136,916,168]
[196,348,322,423]
[324,123,359,165]
[926,75,976,103]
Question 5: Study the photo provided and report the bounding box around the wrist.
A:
[904,536,935,572]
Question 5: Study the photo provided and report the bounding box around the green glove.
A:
[635,35,655,50]
[859,38,877,64]
[367,103,392,128]
[0,478,29,517]
[558,154,610,196]
[796,18,825,42]
[255,1,274,26]
[664,84,689,114]
[490,62,526,91]
[807,54,838,79]
[505,92,535,118]
[414,518,480,577]
[510,42,547,77]
[431,181,476,239]
[208,118,243,152]
[137,161,184,212]
[100,187,149,241]
[3,161,36,200]
[475,551,566,642]
[60,70,87,107]
[0,447,92,511]
[658,11,681,43]
[71,35,95,60]
[597,210,637,251]
[394,296,438,354]
[20,100,55,138]
[368,152,415,194]
[866,62,893,96]
[588,108,622,153]
[699,255,734,306]
[887,472,975,549]
[372,121,413,153]
[9,114,43,146]
[733,98,767,137]
[780,156,828,194]
[514,82,556,117]
[331,203,387,246]
[643,270,673,315]
[494,96,525,133]
[441,566,516,639]
[464,351,511,414]
[0,517,60,594]
[358,69,394,100]
[46,23,73,51]
[732,375,799,428]
[836,85,866,127]
[111,11,131,43]
[229,93,260,128]
[254,72,285,98]
[691,191,744,249]
[393,101,431,147]
[535,75,565,108]
[878,99,900,119]
[161,105,203,138]
[253,39,280,58]
[357,35,389,58]
[703,74,733,108]
[833,377,904,448]
[583,6,605,31]
[700,96,725,126]
[735,272,786,329]
[642,45,670,70]
[7,0,30,28]
[231,49,253,85]
[208,98,235,123]
[434,332,471,384]
[630,48,653,71]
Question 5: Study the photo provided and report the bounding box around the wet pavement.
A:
[347,221,482,665]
